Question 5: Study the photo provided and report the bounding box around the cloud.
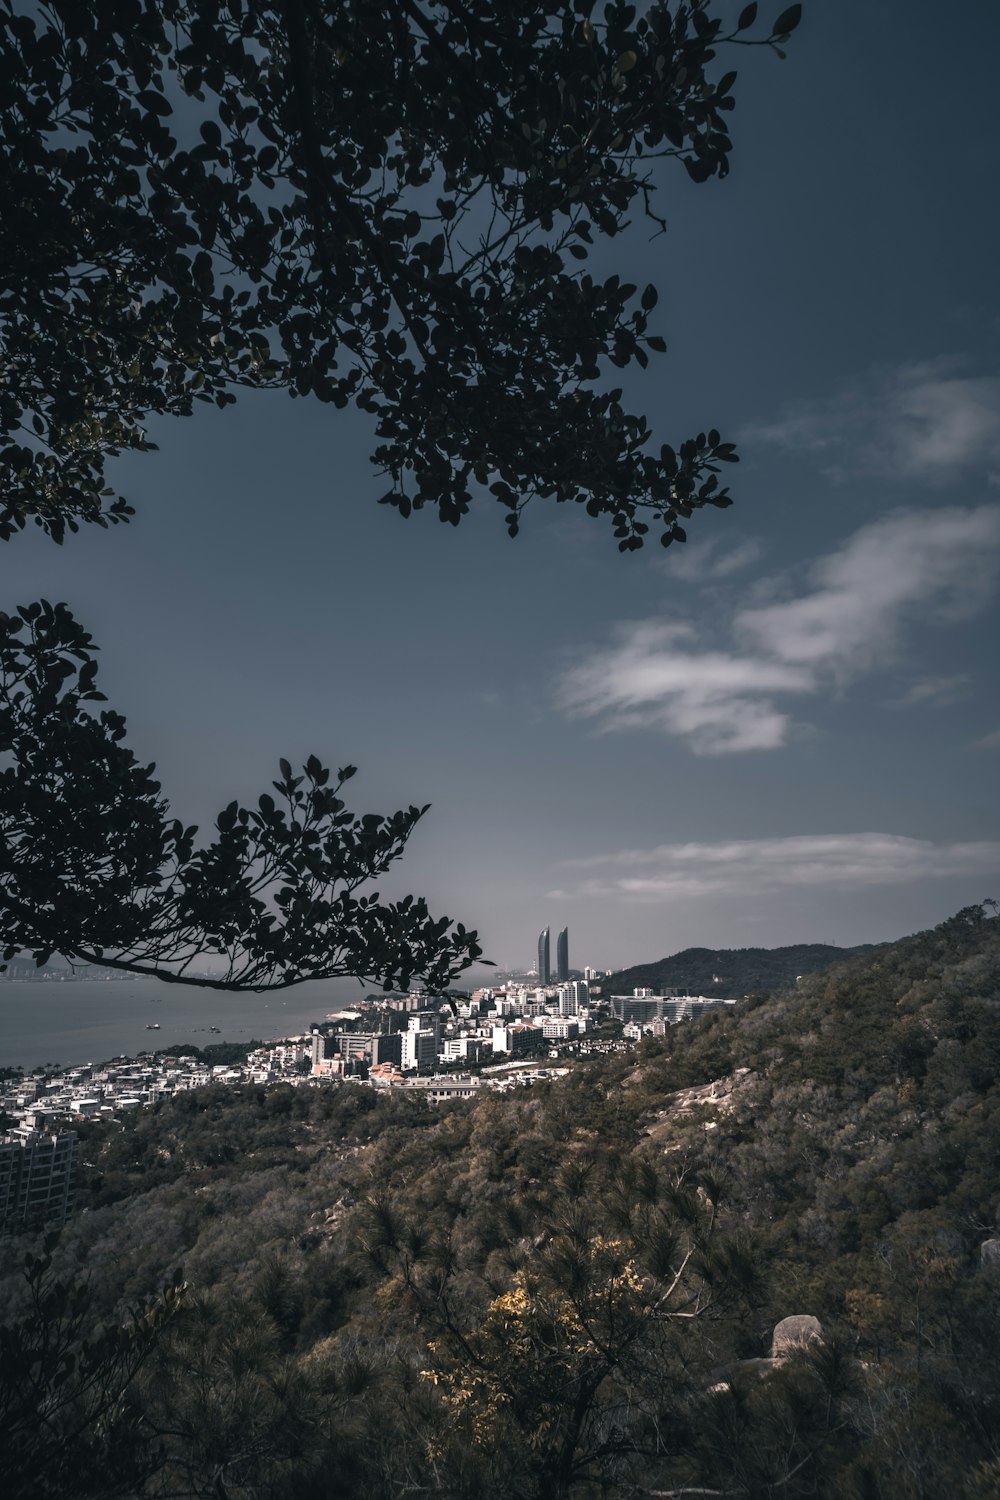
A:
[549,833,1000,903]
[974,728,1000,750]
[888,675,971,708]
[749,362,1000,484]
[737,506,1000,671]
[556,506,1000,753]
[557,622,811,753]
[664,536,765,582]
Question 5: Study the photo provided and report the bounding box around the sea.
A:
[0,975,377,1071]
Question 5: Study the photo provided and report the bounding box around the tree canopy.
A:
[0,600,483,990]
[1,0,800,548]
[0,0,801,988]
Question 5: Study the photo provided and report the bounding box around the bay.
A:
[0,975,374,1071]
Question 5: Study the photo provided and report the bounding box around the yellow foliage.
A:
[419,1241,665,1449]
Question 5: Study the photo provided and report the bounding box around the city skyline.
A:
[532,925,570,983]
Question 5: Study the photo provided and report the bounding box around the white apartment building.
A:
[401,1029,437,1071]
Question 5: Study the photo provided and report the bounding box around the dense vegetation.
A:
[606,940,879,997]
[155,1040,264,1067]
[2,906,999,1498]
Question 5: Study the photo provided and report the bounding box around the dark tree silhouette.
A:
[0,0,799,548]
[0,0,800,987]
[1,601,483,990]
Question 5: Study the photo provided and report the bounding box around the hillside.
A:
[606,939,880,996]
[2,905,999,1500]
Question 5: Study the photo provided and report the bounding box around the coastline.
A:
[0,974,370,1071]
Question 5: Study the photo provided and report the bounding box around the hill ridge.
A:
[606,940,880,995]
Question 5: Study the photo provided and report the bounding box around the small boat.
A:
[209,1026,221,1033]
[145,1023,161,1030]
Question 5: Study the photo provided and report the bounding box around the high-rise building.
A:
[401,1029,437,1071]
[556,926,569,982]
[0,1127,77,1233]
[537,926,550,984]
[370,1032,403,1067]
[311,1033,345,1076]
[558,980,589,1016]
[409,1011,442,1044]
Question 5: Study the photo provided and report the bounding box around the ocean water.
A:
[0,975,374,1070]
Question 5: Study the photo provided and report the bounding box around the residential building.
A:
[541,1018,579,1042]
[0,1127,77,1234]
[370,1032,403,1067]
[401,1029,437,1071]
[492,1022,543,1058]
[311,1033,338,1073]
[408,1012,442,1044]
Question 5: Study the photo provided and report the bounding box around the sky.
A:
[5,1,1000,975]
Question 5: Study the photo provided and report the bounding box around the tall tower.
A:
[537,926,550,985]
[556,926,569,982]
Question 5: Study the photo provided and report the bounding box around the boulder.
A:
[980,1239,1000,1267]
[770,1315,823,1362]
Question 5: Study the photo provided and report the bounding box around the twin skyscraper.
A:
[537,926,569,984]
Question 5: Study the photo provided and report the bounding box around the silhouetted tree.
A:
[1,0,802,987]
[1,600,482,989]
[1,0,800,549]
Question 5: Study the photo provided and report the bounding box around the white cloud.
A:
[737,506,1000,671]
[556,506,1000,754]
[664,536,765,582]
[550,833,1000,903]
[888,675,971,708]
[974,728,1000,750]
[749,363,1000,484]
[557,622,811,753]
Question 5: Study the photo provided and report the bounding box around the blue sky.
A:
[6,1,1000,973]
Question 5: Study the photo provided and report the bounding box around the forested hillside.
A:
[606,940,879,996]
[2,907,999,1499]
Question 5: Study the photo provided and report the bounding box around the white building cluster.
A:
[354,980,594,1084]
[0,1054,230,1234]
[1,1054,227,1127]
[1,980,738,1234]
[610,990,739,1037]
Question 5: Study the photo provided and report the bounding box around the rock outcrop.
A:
[770,1315,823,1362]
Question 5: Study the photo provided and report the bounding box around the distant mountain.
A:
[604,941,880,997]
[0,958,123,981]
